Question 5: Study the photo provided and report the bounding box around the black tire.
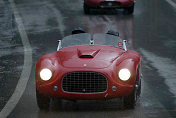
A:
[123,85,137,108]
[122,70,141,108]
[84,3,90,14]
[36,89,50,110]
[138,79,141,96]
[124,4,134,14]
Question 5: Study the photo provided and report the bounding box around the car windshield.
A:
[61,33,123,49]
[93,33,123,48]
[61,33,91,48]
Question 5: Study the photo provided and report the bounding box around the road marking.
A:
[166,0,176,9]
[0,0,32,118]
[46,3,65,34]
[140,48,176,100]
[46,2,66,50]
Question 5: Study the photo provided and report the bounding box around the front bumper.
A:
[36,68,134,100]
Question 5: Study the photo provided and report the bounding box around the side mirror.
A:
[123,40,127,51]
[123,40,127,43]
[107,30,119,36]
[72,27,86,34]
[57,40,62,51]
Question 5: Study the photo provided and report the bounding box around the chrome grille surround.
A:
[62,72,108,93]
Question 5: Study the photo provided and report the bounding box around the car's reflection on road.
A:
[37,99,134,118]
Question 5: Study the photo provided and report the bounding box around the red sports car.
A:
[84,0,135,14]
[35,29,142,110]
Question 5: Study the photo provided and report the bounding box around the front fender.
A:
[35,53,60,88]
[116,58,140,85]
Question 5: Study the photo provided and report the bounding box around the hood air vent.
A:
[80,55,93,58]
[77,49,100,58]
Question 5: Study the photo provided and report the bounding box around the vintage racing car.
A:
[35,29,142,109]
[83,0,135,14]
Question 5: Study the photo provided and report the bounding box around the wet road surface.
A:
[0,0,176,117]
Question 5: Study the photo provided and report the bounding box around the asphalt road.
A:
[0,0,176,118]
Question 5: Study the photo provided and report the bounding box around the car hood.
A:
[57,45,125,69]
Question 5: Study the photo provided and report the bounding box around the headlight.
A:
[118,68,131,81]
[40,68,52,81]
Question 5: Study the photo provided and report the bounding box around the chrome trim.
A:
[123,40,127,51]
[57,40,62,51]
[90,40,94,45]
[53,86,58,91]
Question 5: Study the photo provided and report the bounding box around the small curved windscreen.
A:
[61,33,91,48]
[93,33,123,48]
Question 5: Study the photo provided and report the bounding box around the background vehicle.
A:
[84,0,135,14]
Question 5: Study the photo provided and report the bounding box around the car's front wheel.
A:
[84,3,90,14]
[122,71,141,108]
[124,4,134,14]
[123,83,138,108]
[36,89,50,110]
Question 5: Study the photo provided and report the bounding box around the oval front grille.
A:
[62,72,108,93]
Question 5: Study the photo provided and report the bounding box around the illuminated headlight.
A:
[40,68,52,81]
[118,68,131,81]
